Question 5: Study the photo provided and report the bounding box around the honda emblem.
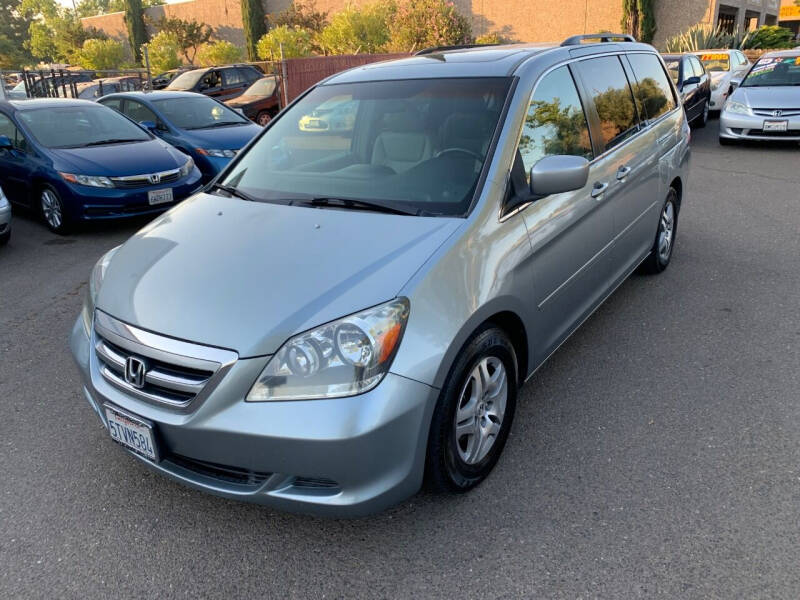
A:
[124,356,147,389]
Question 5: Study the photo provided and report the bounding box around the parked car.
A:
[99,91,262,181]
[68,76,143,100]
[0,99,202,234]
[720,50,800,144]
[298,98,359,132]
[0,184,11,245]
[69,36,690,516]
[18,72,94,99]
[691,49,751,111]
[151,68,193,91]
[165,64,263,101]
[662,53,712,126]
[224,75,281,125]
[6,80,27,100]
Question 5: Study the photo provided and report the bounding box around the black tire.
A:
[39,185,71,235]
[425,326,518,493]
[639,188,678,275]
[0,229,9,246]
[694,100,709,128]
[256,111,273,126]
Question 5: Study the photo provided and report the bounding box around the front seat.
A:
[439,112,494,157]
[371,114,433,173]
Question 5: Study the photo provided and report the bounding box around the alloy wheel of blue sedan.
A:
[41,188,63,231]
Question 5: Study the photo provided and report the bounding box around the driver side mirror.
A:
[0,135,12,150]
[529,155,590,197]
[683,75,701,87]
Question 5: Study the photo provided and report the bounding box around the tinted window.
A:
[627,53,677,121]
[152,96,249,129]
[517,66,592,176]
[239,67,260,82]
[664,59,680,84]
[223,69,244,86]
[124,100,158,124]
[101,98,123,111]
[0,113,26,150]
[689,56,705,77]
[576,56,638,152]
[16,105,150,148]
[222,77,512,217]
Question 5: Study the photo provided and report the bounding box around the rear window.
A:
[627,53,677,121]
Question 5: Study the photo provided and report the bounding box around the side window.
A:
[627,53,677,121]
[690,56,705,77]
[101,98,123,112]
[223,69,244,86]
[517,66,593,176]
[0,113,27,151]
[123,100,158,124]
[240,67,259,83]
[200,71,221,90]
[575,56,639,152]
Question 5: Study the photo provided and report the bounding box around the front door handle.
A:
[616,165,632,180]
[591,181,609,199]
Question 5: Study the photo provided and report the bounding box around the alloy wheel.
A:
[41,189,62,230]
[658,201,675,262]
[454,356,508,465]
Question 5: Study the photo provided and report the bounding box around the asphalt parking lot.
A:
[1,120,799,599]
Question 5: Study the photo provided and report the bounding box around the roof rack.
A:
[414,43,497,56]
[561,33,637,46]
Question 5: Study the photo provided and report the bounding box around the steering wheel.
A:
[434,147,483,161]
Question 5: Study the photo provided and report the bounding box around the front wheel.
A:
[40,186,70,235]
[425,326,518,493]
[639,189,678,275]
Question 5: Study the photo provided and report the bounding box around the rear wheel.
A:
[256,111,273,126]
[40,186,70,235]
[639,189,678,275]
[426,326,518,493]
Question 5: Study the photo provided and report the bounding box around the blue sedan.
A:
[97,91,262,181]
[0,99,202,234]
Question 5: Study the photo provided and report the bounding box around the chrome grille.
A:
[110,168,181,189]
[752,108,800,117]
[92,310,237,409]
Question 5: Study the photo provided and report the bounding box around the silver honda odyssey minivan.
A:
[70,35,690,516]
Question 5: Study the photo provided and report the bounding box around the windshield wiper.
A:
[208,182,260,203]
[81,138,143,147]
[193,121,246,129]
[295,196,421,216]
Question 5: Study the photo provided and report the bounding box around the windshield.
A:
[698,53,730,72]
[12,81,26,92]
[17,105,151,148]
[664,59,680,84]
[742,56,800,87]
[152,96,248,129]
[245,77,278,96]
[221,77,512,217]
[166,69,204,91]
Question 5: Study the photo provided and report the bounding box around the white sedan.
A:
[692,50,751,111]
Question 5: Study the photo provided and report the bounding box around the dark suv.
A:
[165,65,263,101]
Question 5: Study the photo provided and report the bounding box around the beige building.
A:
[778,0,800,36]
[81,0,784,53]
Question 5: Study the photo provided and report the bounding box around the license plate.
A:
[148,188,173,205]
[104,404,158,461]
[763,120,788,132]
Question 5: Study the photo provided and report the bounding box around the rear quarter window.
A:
[627,53,677,121]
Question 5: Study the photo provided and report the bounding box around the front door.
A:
[0,113,34,205]
[515,65,614,362]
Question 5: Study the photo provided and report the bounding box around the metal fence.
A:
[2,69,150,100]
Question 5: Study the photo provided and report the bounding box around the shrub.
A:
[268,1,328,33]
[388,0,471,53]
[741,25,795,50]
[316,2,394,55]
[75,38,126,70]
[474,31,510,45]
[147,31,181,72]
[256,25,314,59]
[664,24,753,52]
[195,40,243,66]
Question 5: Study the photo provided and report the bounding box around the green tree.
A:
[195,40,243,66]
[316,2,393,55]
[241,0,266,61]
[268,0,328,33]
[621,0,656,44]
[147,30,180,72]
[75,38,126,70]
[256,25,314,59]
[149,16,212,64]
[123,0,148,64]
[20,0,107,63]
[76,0,163,18]
[0,0,33,68]
[474,31,511,45]
[388,0,471,53]
[742,25,795,49]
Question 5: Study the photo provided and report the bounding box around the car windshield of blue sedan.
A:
[17,105,150,149]
[742,57,800,87]
[151,96,249,129]
[220,77,512,217]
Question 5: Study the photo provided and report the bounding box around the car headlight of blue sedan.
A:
[59,173,115,188]
[196,148,237,158]
[179,155,195,177]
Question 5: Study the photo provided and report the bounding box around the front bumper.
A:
[0,200,11,235]
[69,316,437,517]
[62,168,204,220]
[719,110,800,141]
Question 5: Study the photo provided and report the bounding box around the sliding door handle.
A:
[616,165,632,180]
[591,182,609,199]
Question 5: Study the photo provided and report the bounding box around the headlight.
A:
[179,156,195,177]
[247,298,410,401]
[59,172,114,188]
[724,100,750,115]
[196,148,236,158]
[82,246,120,335]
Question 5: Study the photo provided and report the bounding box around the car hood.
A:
[49,139,186,176]
[224,95,264,108]
[179,123,261,150]
[97,193,461,357]
[733,86,800,108]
